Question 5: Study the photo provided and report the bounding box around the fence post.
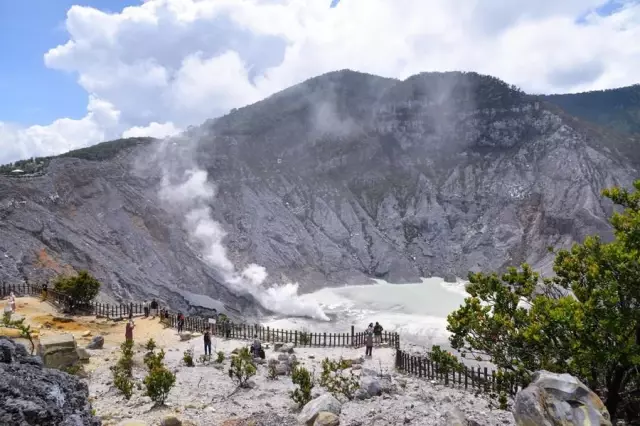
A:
[351,325,355,346]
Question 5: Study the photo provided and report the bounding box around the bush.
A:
[2,312,35,354]
[290,365,314,407]
[299,331,310,346]
[53,270,101,311]
[427,346,464,376]
[228,347,256,387]
[111,340,135,399]
[144,366,176,406]
[446,180,640,423]
[144,338,156,351]
[319,357,359,401]
[215,351,225,363]
[144,349,166,371]
[267,363,278,380]
[183,349,194,367]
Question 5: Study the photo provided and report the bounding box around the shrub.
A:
[319,357,359,401]
[228,347,256,387]
[111,340,135,399]
[53,270,101,311]
[183,349,194,367]
[144,366,176,406]
[290,365,314,407]
[2,312,35,354]
[267,363,278,380]
[298,331,310,346]
[144,338,156,351]
[215,351,225,363]
[144,349,166,371]
[427,346,464,376]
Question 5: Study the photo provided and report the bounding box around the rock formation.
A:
[0,336,101,426]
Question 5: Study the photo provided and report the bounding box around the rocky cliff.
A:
[0,70,638,314]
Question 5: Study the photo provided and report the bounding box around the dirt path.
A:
[7,296,182,351]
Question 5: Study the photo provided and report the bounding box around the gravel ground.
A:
[87,329,515,426]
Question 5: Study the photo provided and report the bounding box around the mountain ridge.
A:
[1,70,638,317]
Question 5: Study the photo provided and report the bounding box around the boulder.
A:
[360,376,382,397]
[314,411,340,426]
[86,335,104,349]
[161,415,183,426]
[275,342,295,353]
[275,363,289,376]
[298,394,342,426]
[0,337,100,426]
[52,314,74,323]
[37,333,79,369]
[277,353,289,362]
[513,370,612,426]
[179,332,192,341]
[81,331,91,337]
[76,348,90,361]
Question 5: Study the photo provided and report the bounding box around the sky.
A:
[0,0,639,165]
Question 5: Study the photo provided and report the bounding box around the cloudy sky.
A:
[1,0,639,165]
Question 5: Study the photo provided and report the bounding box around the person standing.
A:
[125,319,135,343]
[373,321,383,345]
[177,313,185,333]
[9,292,16,313]
[150,299,158,317]
[143,301,149,318]
[41,283,48,300]
[365,323,374,357]
[203,328,212,356]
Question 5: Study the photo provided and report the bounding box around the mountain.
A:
[1,70,638,316]
[542,85,640,134]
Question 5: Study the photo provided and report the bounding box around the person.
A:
[41,283,48,300]
[203,328,212,356]
[150,299,158,317]
[177,313,185,333]
[250,335,262,358]
[125,319,135,343]
[143,301,149,318]
[9,292,16,313]
[159,308,165,322]
[373,322,383,345]
[365,323,374,357]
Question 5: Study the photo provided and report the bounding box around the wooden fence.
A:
[0,282,400,349]
[395,349,523,396]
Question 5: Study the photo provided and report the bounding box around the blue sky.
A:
[0,0,138,126]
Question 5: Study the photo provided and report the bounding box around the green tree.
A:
[446,180,640,423]
[53,270,101,311]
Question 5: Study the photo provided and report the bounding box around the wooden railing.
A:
[0,282,400,349]
[394,349,523,396]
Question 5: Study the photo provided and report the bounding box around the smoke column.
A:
[157,152,329,321]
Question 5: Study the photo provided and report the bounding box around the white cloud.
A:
[1,0,640,164]
[121,121,180,139]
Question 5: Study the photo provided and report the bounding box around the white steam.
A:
[158,166,329,321]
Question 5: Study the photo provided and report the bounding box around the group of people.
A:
[364,321,385,357]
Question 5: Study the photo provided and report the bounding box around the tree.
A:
[446,180,640,423]
[53,270,101,311]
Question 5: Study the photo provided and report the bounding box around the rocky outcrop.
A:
[38,333,79,369]
[513,370,612,426]
[86,335,105,350]
[1,70,638,313]
[0,336,101,426]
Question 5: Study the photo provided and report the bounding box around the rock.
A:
[37,333,79,369]
[360,376,382,397]
[275,342,295,353]
[191,332,202,338]
[9,313,26,323]
[76,348,90,361]
[513,370,612,426]
[268,357,279,367]
[0,337,100,426]
[179,332,192,341]
[354,388,370,400]
[81,331,91,337]
[253,357,266,365]
[298,394,342,426]
[161,415,183,426]
[277,353,289,362]
[289,354,297,364]
[314,411,340,426]
[0,339,14,363]
[275,363,289,375]
[86,335,104,349]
